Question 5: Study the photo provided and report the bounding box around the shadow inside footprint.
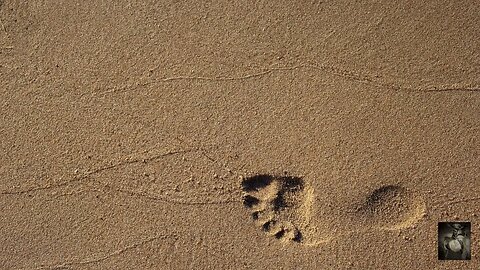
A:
[353,184,425,230]
[241,174,273,192]
[363,185,404,212]
[241,174,305,243]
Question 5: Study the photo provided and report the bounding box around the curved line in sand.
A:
[87,63,480,98]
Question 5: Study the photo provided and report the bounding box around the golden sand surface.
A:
[0,1,479,269]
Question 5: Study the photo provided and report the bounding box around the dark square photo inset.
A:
[438,222,471,260]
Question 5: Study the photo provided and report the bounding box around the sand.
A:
[0,0,479,269]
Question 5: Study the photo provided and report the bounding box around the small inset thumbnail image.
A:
[438,222,471,260]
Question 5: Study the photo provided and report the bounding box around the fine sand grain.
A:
[0,1,479,269]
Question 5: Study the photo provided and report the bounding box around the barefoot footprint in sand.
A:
[241,174,426,246]
[242,174,305,243]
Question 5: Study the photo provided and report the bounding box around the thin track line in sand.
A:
[431,196,480,208]
[91,178,242,206]
[0,144,243,206]
[0,148,198,195]
[83,63,480,98]
[0,18,6,34]
[30,232,180,270]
